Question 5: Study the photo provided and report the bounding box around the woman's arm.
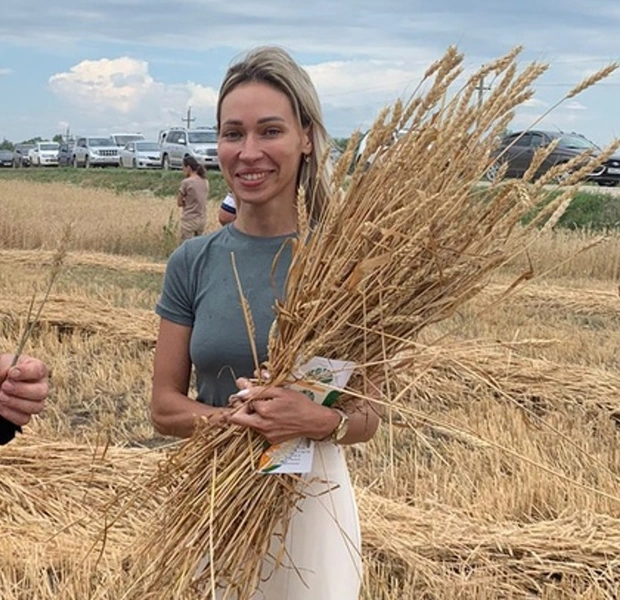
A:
[228,384,380,445]
[151,319,227,438]
[176,190,185,207]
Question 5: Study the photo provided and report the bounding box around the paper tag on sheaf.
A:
[258,356,357,474]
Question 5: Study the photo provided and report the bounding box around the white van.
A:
[111,133,145,147]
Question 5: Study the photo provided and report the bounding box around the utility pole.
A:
[475,74,491,127]
[476,75,491,112]
[182,106,196,129]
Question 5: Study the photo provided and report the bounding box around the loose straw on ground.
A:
[1,441,620,598]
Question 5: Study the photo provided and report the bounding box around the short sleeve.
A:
[220,193,237,214]
[0,416,19,445]
[156,244,195,326]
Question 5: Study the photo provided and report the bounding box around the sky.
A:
[1,0,619,146]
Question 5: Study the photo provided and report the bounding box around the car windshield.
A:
[135,142,160,151]
[115,135,144,146]
[188,131,217,144]
[88,138,116,147]
[557,135,597,151]
[40,143,59,151]
[0,150,13,156]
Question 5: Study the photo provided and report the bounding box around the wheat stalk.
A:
[112,46,619,598]
[11,223,72,366]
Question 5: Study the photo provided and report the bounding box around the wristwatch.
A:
[329,409,350,443]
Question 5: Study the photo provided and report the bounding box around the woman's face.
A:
[217,81,311,210]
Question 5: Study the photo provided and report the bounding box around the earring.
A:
[303,154,310,163]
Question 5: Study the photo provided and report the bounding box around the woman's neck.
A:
[233,205,297,237]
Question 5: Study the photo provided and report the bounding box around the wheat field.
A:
[1,180,620,598]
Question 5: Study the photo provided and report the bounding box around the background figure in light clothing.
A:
[218,191,237,226]
[177,155,208,242]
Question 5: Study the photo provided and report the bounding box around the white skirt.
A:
[253,441,362,600]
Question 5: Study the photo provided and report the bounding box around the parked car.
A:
[111,132,145,147]
[486,130,620,186]
[57,142,74,167]
[72,136,120,168]
[12,144,35,168]
[119,141,161,169]
[0,149,14,167]
[159,126,218,170]
[354,128,409,169]
[29,141,60,167]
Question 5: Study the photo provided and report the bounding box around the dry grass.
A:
[0,180,222,259]
[1,50,620,598]
[2,227,620,597]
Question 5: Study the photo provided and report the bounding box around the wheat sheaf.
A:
[110,45,619,598]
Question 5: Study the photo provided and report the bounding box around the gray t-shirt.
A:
[156,225,294,406]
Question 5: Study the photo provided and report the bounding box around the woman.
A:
[0,354,49,445]
[152,46,380,599]
[176,155,208,242]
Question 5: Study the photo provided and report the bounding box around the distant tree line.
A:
[0,134,69,150]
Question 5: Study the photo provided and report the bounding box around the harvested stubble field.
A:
[2,180,620,599]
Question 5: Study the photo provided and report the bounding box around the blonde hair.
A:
[217,46,332,223]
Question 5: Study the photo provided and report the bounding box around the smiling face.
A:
[217,81,312,214]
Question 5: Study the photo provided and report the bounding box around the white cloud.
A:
[565,100,586,110]
[49,57,155,113]
[47,57,219,137]
[522,98,548,108]
[307,60,428,108]
[0,68,12,76]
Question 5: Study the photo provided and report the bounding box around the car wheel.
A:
[162,155,170,170]
[597,181,617,187]
[485,160,504,182]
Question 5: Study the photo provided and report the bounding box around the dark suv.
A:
[12,144,35,168]
[486,130,620,186]
[57,142,74,167]
[0,150,14,167]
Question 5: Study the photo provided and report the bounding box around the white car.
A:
[355,128,409,168]
[29,141,60,167]
[159,127,219,170]
[111,132,145,147]
[72,136,119,168]
[119,141,162,169]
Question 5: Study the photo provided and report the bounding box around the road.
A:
[579,183,620,197]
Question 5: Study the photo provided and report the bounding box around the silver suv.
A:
[72,136,120,168]
[159,127,218,170]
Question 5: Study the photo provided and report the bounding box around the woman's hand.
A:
[0,354,49,427]
[228,380,339,445]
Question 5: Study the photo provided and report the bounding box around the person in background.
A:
[176,156,208,242]
[218,191,237,226]
[151,45,379,599]
[0,354,49,445]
